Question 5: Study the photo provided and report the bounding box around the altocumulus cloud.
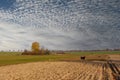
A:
[0,0,120,50]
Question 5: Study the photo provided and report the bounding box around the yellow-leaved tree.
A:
[31,42,40,53]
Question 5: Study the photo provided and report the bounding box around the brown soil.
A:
[0,61,116,80]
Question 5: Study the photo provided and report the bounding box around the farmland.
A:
[0,53,78,66]
[0,51,119,65]
[0,59,119,80]
[0,62,103,80]
[0,51,119,80]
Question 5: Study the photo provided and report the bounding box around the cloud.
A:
[0,0,120,50]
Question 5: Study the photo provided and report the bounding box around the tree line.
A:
[22,42,50,55]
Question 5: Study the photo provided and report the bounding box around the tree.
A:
[45,49,50,55]
[31,42,40,53]
[40,47,45,55]
[22,49,28,55]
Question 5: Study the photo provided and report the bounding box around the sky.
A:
[0,0,120,51]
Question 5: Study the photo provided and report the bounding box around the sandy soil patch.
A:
[0,62,104,80]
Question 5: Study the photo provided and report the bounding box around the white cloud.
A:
[0,0,120,50]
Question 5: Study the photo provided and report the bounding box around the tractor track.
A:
[79,59,120,80]
[107,60,120,80]
[102,63,109,80]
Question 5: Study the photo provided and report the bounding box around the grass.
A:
[66,51,120,55]
[0,52,21,55]
[0,51,119,66]
[65,51,120,61]
[0,53,79,66]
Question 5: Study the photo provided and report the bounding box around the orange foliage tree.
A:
[31,42,40,53]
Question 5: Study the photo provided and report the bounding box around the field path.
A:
[108,54,120,61]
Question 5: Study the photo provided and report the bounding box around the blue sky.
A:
[0,0,15,10]
[0,0,120,50]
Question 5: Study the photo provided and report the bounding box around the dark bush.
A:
[22,49,51,55]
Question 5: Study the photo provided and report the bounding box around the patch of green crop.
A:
[0,54,77,66]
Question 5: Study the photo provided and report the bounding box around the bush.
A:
[44,49,50,55]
